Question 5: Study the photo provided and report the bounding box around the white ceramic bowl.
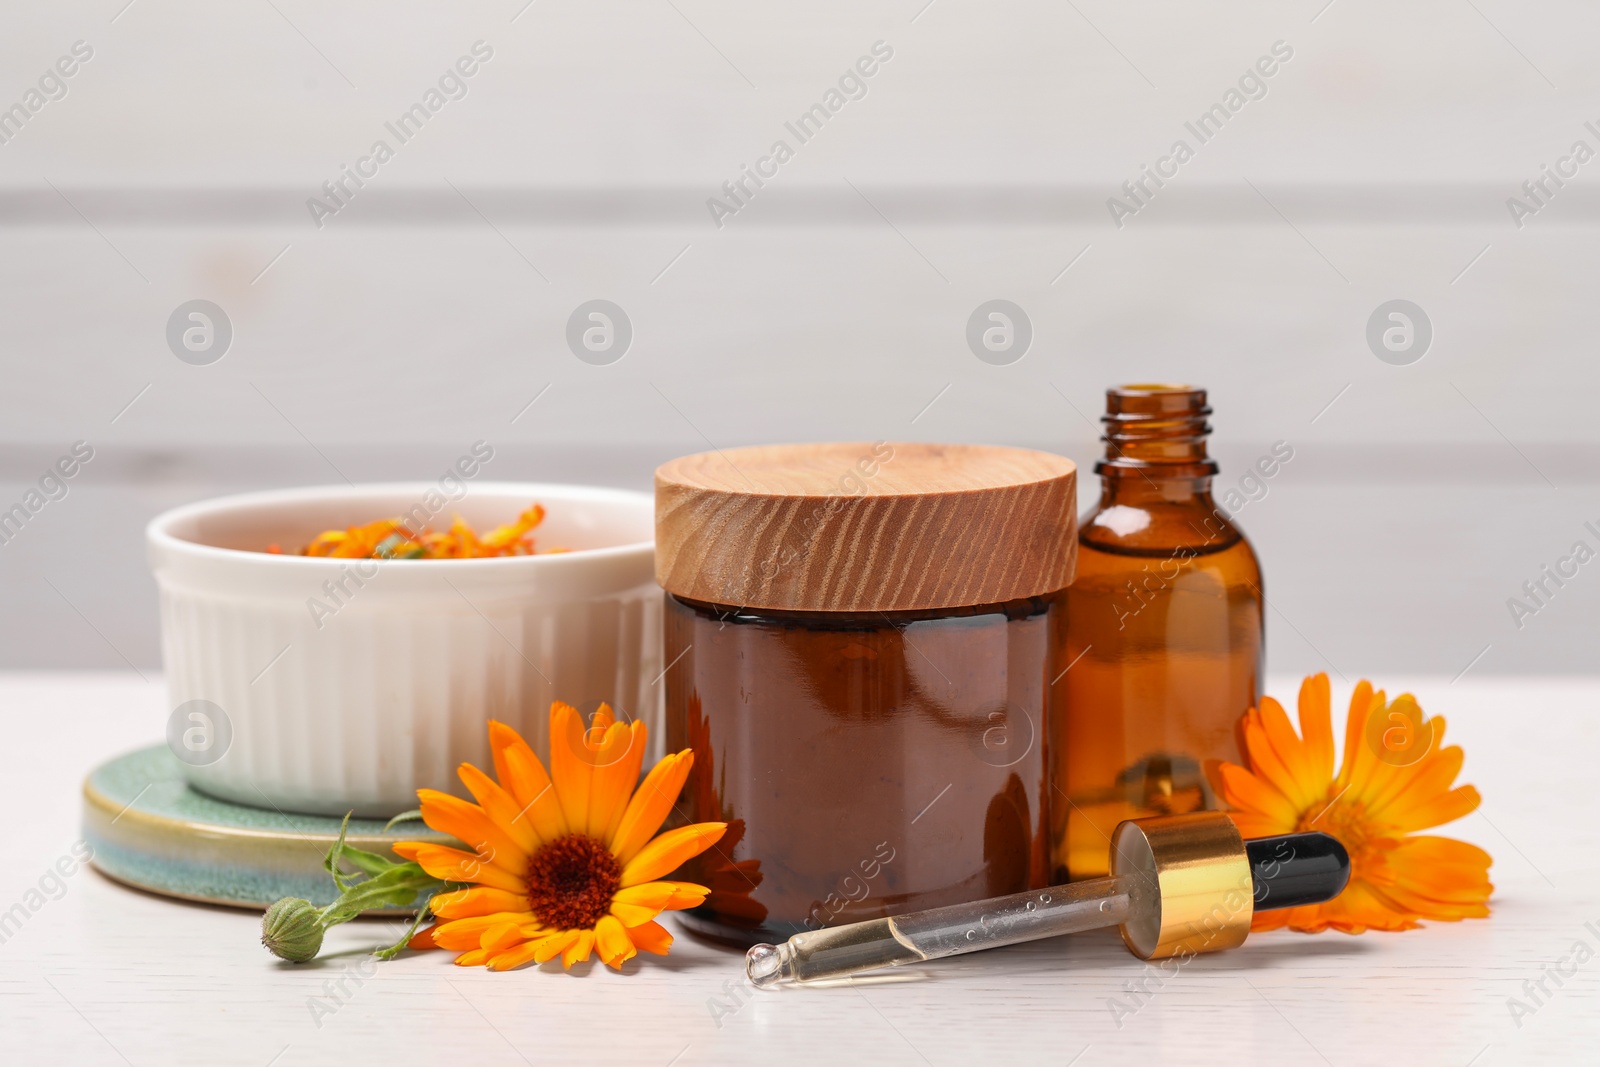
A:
[147,482,660,817]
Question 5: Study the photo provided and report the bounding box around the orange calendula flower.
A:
[394,702,726,971]
[1207,673,1492,934]
[297,503,560,559]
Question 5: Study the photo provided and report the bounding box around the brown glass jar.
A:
[655,442,1077,947]
[1050,385,1265,880]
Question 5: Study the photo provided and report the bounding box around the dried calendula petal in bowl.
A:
[278,503,565,559]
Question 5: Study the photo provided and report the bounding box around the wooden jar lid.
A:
[654,442,1077,612]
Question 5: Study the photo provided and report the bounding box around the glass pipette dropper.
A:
[747,812,1349,987]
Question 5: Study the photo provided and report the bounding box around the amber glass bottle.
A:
[1052,385,1264,880]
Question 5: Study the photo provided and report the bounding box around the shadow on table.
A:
[1230,934,1379,967]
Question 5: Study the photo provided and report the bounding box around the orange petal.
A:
[1360,694,1440,802]
[549,702,593,836]
[615,881,710,910]
[1338,683,1381,788]
[1388,835,1492,878]
[1382,836,1493,918]
[1242,715,1317,815]
[1388,784,1481,833]
[594,915,637,969]
[590,721,648,845]
[609,899,659,926]
[1296,673,1335,785]
[1250,902,1325,933]
[611,751,694,865]
[1258,695,1327,810]
[1212,762,1300,829]
[485,938,548,972]
[1203,757,1228,798]
[621,823,727,887]
[609,881,711,926]
[1322,878,1424,933]
[1222,810,1286,841]
[409,923,439,950]
[1383,880,1491,918]
[1366,744,1463,825]
[417,790,528,874]
[1236,704,1264,760]
[1425,712,1450,750]
[562,930,596,968]
[453,948,491,967]
[534,929,579,964]
[488,721,567,843]
[429,886,530,920]
[390,842,527,894]
[487,720,538,802]
[431,912,537,950]
[628,920,674,955]
[1339,690,1414,809]
[480,921,526,953]
[504,745,568,844]
[457,762,541,854]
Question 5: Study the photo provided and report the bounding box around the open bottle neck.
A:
[1095,383,1218,483]
[1085,384,1240,552]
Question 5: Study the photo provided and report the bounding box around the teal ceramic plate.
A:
[83,745,450,912]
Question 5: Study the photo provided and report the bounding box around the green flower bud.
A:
[261,897,325,962]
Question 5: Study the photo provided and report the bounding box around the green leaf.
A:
[331,843,402,880]
[318,864,439,926]
[384,809,424,831]
[323,812,402,889]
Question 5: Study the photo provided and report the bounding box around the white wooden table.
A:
[1,672,1593,1066]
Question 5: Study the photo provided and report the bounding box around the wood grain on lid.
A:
[654,442,1077,612]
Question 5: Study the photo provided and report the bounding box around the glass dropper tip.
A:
[745,942,785,988]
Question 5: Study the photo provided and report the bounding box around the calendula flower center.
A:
[1297,796,1387,870]
[525,833,622,930]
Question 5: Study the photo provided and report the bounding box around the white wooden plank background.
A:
[3,1,1600,675]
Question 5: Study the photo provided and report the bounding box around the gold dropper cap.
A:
[1111,811,1254,960]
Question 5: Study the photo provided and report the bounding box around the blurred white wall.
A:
[2,0,1597,677]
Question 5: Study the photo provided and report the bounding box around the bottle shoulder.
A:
[1074,528,1262,590]
[1078,501,1256,560]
